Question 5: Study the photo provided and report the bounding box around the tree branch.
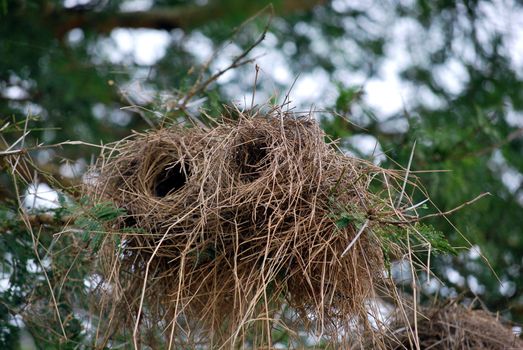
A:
[51,0,324,37]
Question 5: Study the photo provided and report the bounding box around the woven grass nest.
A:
[376,303,523,350]
[88,109,417,348]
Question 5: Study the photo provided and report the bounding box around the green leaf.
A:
[91,202,126,221]
[335,215,352,228]
[414,223,457,255]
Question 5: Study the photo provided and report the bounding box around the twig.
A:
[251,64,260,109]
[396,141,416,208]
[5,121,68,339]
[0,140,110,158]
[380,192,491,224]
[418,192,490,220]
[26,214,75,225]
[406,229,421,350]
[178,5,274,110]
[341,219,369,258]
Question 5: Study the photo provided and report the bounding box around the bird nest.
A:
[375,303,523,350]
[86,109,425,348]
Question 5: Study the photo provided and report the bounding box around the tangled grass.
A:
[373,302,523,350]
[86,107,449,348]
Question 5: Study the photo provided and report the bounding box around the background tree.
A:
[1,0,523,348]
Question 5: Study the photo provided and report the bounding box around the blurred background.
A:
[1,0,523,348]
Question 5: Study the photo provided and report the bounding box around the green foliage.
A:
[0,205,25,348]
[334,84,363,114]
[413,222,457,256]
[0,203,89,349]
[0,194,126,348]
[2,0,523,346]
[73,200,126,253]
[333,208,365,230]
[330,199,455,275]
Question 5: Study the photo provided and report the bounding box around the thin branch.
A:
[396,140,416,208]
[0,140,110,158]
[178,6,274,110]
[341,219,369,258]
[380,192,491,224]
[50,0,322,37]
[418,192,491,220]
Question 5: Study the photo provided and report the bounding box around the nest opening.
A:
[153,162,190,197]
[235,137,270,181]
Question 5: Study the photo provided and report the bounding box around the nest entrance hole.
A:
[236,138,270,180]
[154,162,190,197]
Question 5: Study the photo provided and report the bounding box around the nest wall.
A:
[88,112,402,348]
[378,304,523,350]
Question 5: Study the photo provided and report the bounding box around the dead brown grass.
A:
[86,107,431,348]
[374,302,523,350]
